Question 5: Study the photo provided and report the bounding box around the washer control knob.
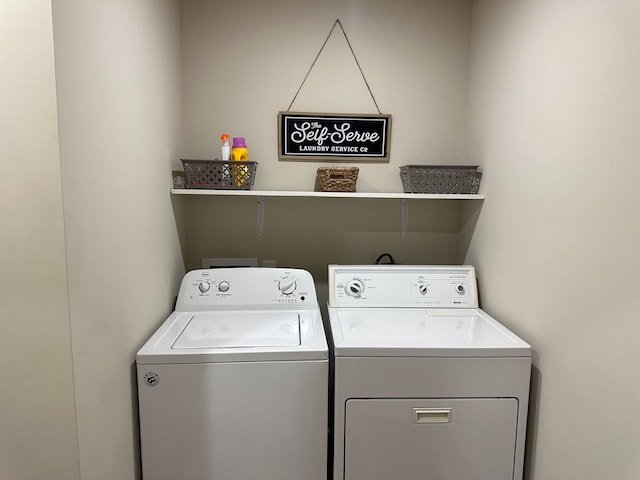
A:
[456,284,466,295]
[198,281,211,293]
[418,284,428,295]
[345,280,365,298]
[279,279,297,295]
[218,281,230,292]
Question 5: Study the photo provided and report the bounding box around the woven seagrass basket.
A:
[316,167,359,192]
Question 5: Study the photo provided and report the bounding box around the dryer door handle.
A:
[412,407,453,424]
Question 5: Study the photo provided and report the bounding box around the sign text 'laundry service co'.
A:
[278,112,391,162]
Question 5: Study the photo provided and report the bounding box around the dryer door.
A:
[344,398,518,480]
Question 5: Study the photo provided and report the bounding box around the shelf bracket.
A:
[401,198,410,241]
[257,196,265,240]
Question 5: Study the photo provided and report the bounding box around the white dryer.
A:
[137,268,328,480]
[327,265,531,480]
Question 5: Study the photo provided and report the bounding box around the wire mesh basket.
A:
[399,165,482,194]
[316,166,359,192]
[181,159,258,190]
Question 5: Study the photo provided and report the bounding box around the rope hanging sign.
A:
[278,19,392,162]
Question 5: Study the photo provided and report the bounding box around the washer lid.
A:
[172,312,300,349]
[136,310,328,364]
[329,308,530,357]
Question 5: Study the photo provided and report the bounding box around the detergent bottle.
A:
[231,137,249,186]
[231,137,248,160]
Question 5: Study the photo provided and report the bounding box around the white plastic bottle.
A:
[220,133,230,161]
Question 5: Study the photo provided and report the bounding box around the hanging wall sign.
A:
[278,112,392,162]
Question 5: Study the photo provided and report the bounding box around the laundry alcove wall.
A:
[176,0,476,276]
[37,1,481,480]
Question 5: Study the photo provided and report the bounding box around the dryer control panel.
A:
[328,265,478,308]
[176,268,318,311]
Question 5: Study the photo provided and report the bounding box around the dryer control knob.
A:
[218,281,230,292]
[279,279,297,295]
[198,281,211,293]
[418,284,428,295]
[345,280,365,298]
[456,284,466,295]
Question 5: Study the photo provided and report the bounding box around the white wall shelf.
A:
[171,189,485,200]
[170,189,485,240]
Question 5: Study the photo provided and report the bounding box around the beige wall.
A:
[467,1,640,479]
[4,0,472,478]
[7,1,639,479]
[0,1,80,479]
[51,1,184,479]
[181,195,471,282]
[179,0,475,276]
[181,0,471,192]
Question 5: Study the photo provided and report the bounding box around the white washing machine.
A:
[137,268,328,480]
[327,265,531,480]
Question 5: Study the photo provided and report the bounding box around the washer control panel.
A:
[329,265,478,308]
[176,268,318,311]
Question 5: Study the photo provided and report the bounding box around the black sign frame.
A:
[278,112,392,162]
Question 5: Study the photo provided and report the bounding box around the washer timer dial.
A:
[278,279,297,296]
